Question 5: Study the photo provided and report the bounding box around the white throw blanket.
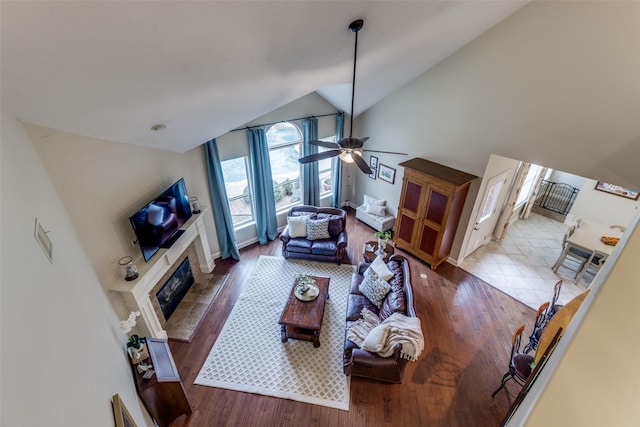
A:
[348,309,424,362]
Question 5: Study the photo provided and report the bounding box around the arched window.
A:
[266,122,304,209]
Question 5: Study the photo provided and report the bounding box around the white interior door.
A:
[466,170,510,255]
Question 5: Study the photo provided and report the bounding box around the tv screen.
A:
[129,178,193,262]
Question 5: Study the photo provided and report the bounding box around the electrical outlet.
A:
[131,238,138,247]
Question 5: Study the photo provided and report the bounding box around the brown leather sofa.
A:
[279,205,347,265]
[344,254,416,383]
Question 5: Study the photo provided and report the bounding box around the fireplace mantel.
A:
[110,207,215,339]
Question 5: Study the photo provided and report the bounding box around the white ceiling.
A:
[1,1,528,153]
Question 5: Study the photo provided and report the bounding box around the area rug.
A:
[166,274,227,342]
[194,256,355,410]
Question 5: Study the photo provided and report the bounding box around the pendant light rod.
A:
[348,19,363,138]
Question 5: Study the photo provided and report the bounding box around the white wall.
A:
[28,123,218,299]
[353,0,640,261]
[356,1,640,190]
[0,107,151,426]
[568,178,639,227]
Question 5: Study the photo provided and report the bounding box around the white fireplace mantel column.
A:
[110,207,215,339]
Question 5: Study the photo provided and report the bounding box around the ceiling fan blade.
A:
[352,152,372,175]
[298,150,341,164]
[362,149,408,156]
[310,139,339,149]
[339,136,369,149]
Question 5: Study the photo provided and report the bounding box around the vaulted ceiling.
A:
[1,1,528,153]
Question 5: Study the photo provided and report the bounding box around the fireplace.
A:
[109,208,215,339]
[156,257,195,320]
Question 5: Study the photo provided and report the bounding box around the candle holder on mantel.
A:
[118,256,139,281]
[189,196,201,214]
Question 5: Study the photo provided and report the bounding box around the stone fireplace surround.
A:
[110,208,215,339]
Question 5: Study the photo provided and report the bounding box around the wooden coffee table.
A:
[279,276,330,348]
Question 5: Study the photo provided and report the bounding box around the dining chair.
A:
[523,301,550,354]
[545,280,564,321]
[552,225,592,278]
[576,251,607,284]
[491,324,535,397]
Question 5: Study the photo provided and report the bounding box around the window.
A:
[220,157,254,226]
[317,137,334,195]
[266,122,303,211]
[221,120,337,229]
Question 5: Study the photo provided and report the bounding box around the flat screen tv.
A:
[129,178,193,262]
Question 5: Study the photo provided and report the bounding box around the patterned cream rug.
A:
[195,256,355,410]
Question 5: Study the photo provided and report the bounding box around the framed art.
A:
[378,164,396,184]
[369,156,378,180]
[594,181,640,200]
[112,394,138,427]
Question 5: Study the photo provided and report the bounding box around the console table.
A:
[132,338,191,427]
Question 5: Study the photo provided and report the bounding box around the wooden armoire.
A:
[394,158,477,269]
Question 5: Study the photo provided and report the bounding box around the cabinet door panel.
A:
[402,180,423,214]
[397,214,416,244]
[425,189,448,224]
[419,225,439,255]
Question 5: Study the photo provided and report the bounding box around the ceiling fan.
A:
[298,19,407,175]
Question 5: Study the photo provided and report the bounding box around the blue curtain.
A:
[302,118,320,206]
[247,128,277,244]
[204,139,240,260]
[331,113,345,208]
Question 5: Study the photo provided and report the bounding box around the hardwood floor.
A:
[168,208,534,427]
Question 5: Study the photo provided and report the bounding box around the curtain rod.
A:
[230,112,343,132]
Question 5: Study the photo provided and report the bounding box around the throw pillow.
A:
[306,218,330,240]
[360,267,391,308]
[327,214,344,236]
[370,255,394,281]
[362,323,391,353]
[364,194,386,206]
[365,204,386,217]
[287,215,308,238]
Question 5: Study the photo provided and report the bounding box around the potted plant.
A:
[374,230,392,254]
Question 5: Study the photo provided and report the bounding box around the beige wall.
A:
[1,106,152,426]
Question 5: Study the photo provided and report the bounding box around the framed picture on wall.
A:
[378,164,396,184]
[369,156,378,180]
[112,394,137,427]
[594,181,640,200]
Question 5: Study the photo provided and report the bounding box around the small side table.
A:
[363,240,395,263]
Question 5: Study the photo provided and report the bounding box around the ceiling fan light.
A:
[339,152,355,163]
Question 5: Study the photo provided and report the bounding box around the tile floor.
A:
[459,212,593,310]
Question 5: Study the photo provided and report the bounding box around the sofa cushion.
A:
[365,204,387,217]
[346,294,378,321]
[364,194,386,206]
[287,215,308,238]
[285,238,313,254]
[360,268,391,308]
[311,240,338,256]
[362,323,391,353]
[379,288,406,321]
[306,218,330,240]
[370,256,394,281]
